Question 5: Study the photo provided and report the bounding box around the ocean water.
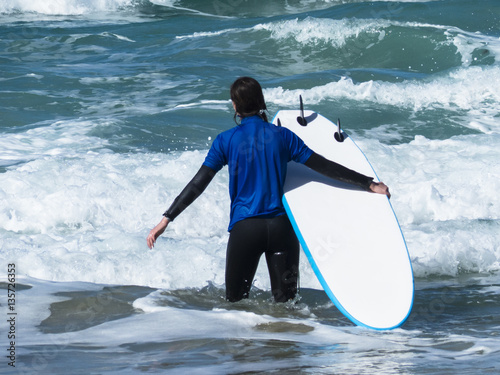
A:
[1,0,499,373]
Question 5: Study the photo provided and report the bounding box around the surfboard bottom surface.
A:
[274,110,414,330]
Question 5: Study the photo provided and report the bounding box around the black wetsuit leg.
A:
[225,218,265,302]
[265,215,300,302]
[225,215,299,303]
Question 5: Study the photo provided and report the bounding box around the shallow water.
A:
[1,0,499,373]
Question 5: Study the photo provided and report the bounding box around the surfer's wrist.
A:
[369,182,391,198]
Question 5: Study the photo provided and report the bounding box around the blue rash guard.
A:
[203,115,313,231]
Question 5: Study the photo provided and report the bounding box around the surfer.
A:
[147,76,390,303]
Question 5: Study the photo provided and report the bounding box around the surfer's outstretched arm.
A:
[146,165,216,249]
[304,152,390,198]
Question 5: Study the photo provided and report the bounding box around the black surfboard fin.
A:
[277,118,282,127]
[297,95,307,126]
[334,118,345,142]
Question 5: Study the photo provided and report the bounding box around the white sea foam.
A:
[175,28,241,40]
[0,146,231,288]
[1,117,499,288]
[256,17,392,48]
[358,133,500,276]
[0,0,136,15]
[0,119,112,167]
[173,17,389,46]
[256,17,500,62]
[264,65,500,133]
[0,0,435,16]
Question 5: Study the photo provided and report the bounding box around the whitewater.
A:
[1,0,499,373]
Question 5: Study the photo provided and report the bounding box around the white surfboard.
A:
[273,109,414,330]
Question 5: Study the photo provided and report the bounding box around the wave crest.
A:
[0,0,139,15]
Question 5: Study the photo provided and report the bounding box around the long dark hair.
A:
[230,77,268,123]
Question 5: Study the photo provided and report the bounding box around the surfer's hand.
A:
[147,217,170,249]
[369,182,391,199]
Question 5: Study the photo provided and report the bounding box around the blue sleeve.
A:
[203,133,227,172]
[281,127,314,164]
